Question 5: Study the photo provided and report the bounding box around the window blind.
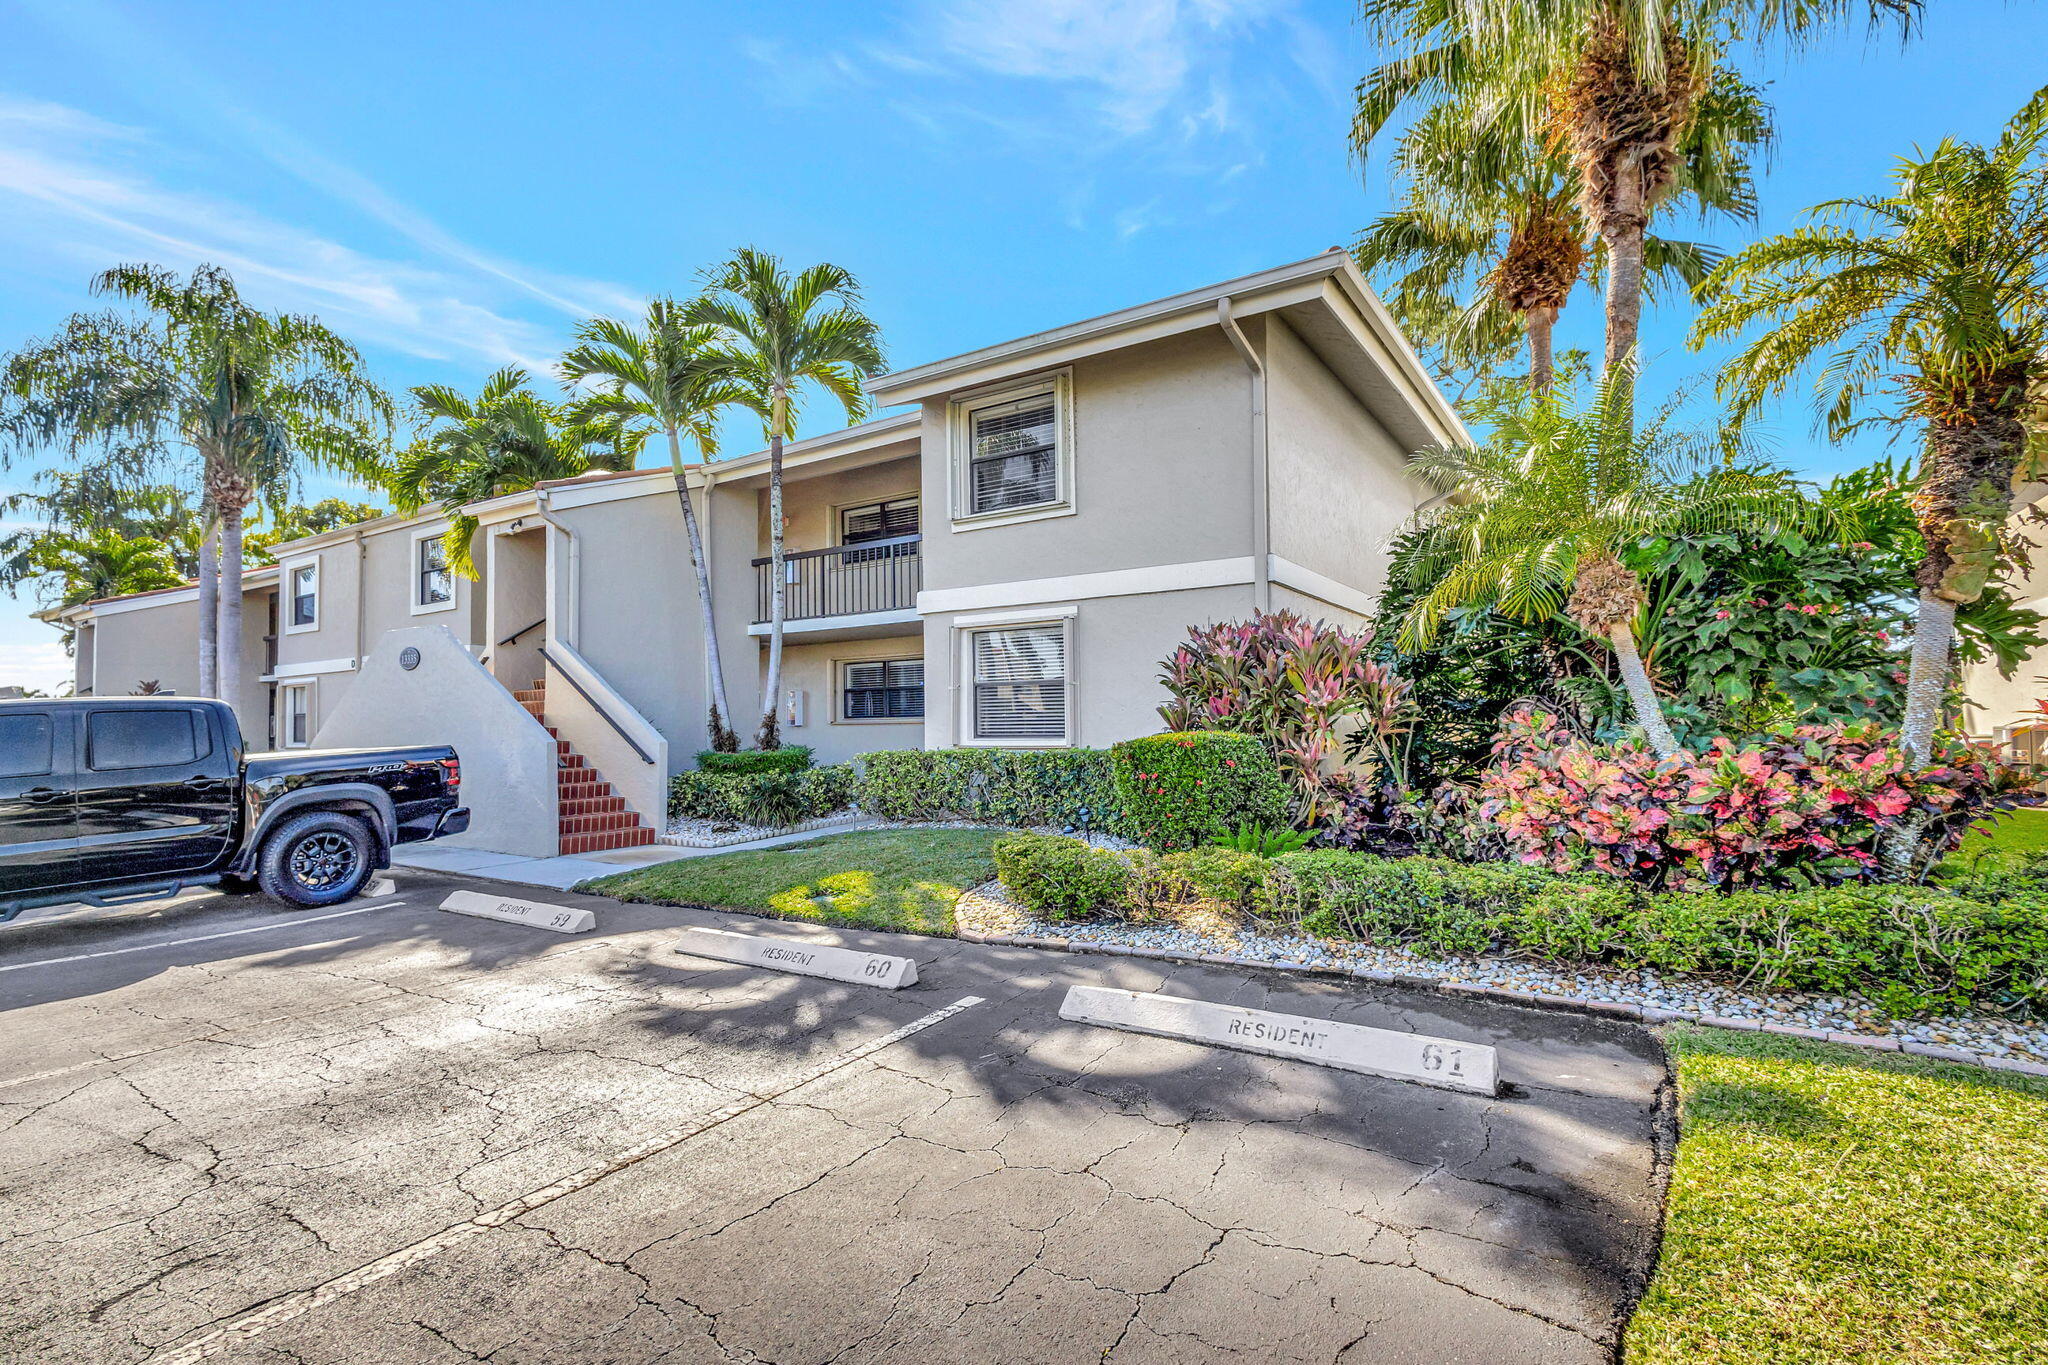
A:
[969,395,1057,513]
[971,625,1065,741]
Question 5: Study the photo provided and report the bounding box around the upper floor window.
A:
[412,530,453,612]
[950,373,1072,527]
[839,498,920,563]
[286,559,318,632]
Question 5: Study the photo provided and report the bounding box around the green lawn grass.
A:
[1953,807,2048,866]
[1627,1026,2048,1365]
[581,828,1004,935]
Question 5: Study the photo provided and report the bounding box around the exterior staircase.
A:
[513,679,658,856]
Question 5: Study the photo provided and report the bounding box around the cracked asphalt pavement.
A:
[0,868,1672,1364]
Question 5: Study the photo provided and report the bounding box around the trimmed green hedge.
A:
[1109,731,1290,850]
[695,746,813,775]
[855,748,1122,832]
[670,764,853,827]
[991,839,2048,1016]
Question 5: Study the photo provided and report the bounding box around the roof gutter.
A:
[1217,296,1271,613]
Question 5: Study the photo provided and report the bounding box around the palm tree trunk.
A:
[219,503,245,721]
[1527,307,1556,395]
[197,521,219,699]
[1879,591,1959,877]
[757,423,787,749]
[1608,621,1679,759]
[667,428,737,752]
[1602,213,1646,381]
[1897,591,1957,770]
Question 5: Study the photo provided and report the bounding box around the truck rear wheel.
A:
[258,810,374,908]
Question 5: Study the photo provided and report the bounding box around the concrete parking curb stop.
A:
[954,926,2048,1080]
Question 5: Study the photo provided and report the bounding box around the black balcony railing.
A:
[753,535,921,624]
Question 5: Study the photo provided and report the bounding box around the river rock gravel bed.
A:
[954,880,2048,1068]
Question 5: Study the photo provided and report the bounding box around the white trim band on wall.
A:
[265,657,357,680]
[918,557,1256,616]
[1265,556,1378,618]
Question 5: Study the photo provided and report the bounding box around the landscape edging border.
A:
[955,927,2048,1079]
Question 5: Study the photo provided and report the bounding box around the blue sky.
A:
[0,0,2043,690]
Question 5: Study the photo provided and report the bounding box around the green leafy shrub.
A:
[1156,846,1287,917]
[993,833,1130,921]
[1110,732,1289,851]
[696,746,813,775]
[669,764,853,827]
[1271,847,2048,1015]
[1211,822,1312,857]
[856,748,1121,831]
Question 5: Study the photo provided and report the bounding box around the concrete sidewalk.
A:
[392,823,870,889]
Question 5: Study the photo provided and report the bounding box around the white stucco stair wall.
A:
[313,624,560,857]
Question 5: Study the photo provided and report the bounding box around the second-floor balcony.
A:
[753,535,922,626]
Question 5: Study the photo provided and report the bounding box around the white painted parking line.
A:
[143,994,987,1365]
[0,898,410,975]
[439,889,595,933]
[1061,985,1500,1095]
[666,925,919,989]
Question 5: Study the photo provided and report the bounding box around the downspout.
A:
[352,525,367,673]
[535,486,579,650]
[1217,296,1270,612]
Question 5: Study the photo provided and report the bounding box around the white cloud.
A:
[0,97,584,373]
[0,638,75,695]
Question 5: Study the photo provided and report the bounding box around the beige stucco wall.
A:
[758,456,921,557]
[916,328,1256,594]
[1264,315,1429,607]
[1958,484,2048,741]
[314,624,558,856]
[768,633,926,766]
[83,584,274,742]
[921,584,1256,751]
[556,488,714,761]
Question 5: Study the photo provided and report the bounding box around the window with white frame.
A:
[952,375,1070,523]
[286,560,318,631]
[279,681,312,748]
[414,532,453,609]
[967,623,1067,743]
[841,658,923,721]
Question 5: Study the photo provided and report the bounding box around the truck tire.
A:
[258,810,374,908]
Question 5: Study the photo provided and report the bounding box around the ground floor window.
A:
[280,681,312,748]
[841,658,923,720]
[968,622,1067,743]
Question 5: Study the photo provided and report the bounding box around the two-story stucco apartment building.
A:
[46,251,1466,858]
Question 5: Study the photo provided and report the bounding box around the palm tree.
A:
[1397,371,1803,757]
[27,528,183,612]
[560,303,759,752]
[1355,0,1916,387]
[392,367,639,576]
[1353,81,1761,392]
[1693,85,2048,780]
[1,264,392,715]
[687,249,886,749]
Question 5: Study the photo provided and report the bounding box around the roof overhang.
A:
[51,563,282,622]
[866,249,1469,454]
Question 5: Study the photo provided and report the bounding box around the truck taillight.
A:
[439,756,460,791]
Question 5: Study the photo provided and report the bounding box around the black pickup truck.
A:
[0,697,468,920]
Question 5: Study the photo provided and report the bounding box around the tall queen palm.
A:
[560,303,757,751]
[1694,85,2048,785]
[1398,372,1801,757]
[687,249,885,749]
[1,264,391,715]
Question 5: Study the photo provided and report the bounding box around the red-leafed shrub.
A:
[1478,706,2033,890]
